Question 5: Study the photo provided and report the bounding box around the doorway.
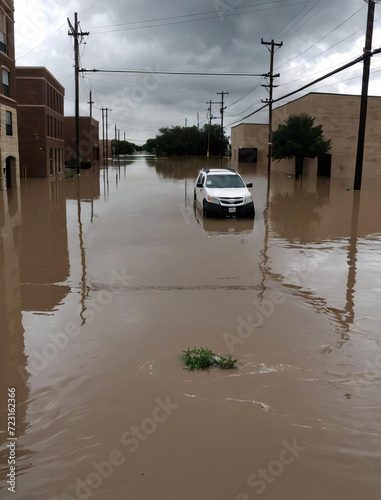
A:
[317,154,332,177]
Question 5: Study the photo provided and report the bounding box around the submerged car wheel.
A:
[203,200,209,218]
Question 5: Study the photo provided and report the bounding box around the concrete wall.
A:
[231,123,268,163]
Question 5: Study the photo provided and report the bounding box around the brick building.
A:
[16,66,65,177]
[64,116,100,167]
[0,0,20,189]
[231,92,381,178]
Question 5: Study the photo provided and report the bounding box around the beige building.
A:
[0,0,20,189]
[231,92,381,178]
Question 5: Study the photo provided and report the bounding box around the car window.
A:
[206,174,245,188]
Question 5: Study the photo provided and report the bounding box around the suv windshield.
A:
[206,174,245,188]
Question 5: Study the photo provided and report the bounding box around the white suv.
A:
[194,168,254,218]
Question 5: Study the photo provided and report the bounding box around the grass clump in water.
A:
[181,347,237,371]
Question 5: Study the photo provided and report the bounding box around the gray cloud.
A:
[14,0,381,144]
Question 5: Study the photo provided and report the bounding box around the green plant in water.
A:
[215,353,237,369]
[181,347,237,371]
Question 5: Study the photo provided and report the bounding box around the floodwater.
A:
[0,156,380,500]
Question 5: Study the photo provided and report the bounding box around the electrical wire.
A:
[226,47,381,128]
[277,6,369,73]
[89,1,308,34]
[16,22,67,60]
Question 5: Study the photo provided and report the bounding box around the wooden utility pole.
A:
[206,100,219,158]
[354,0,378,190]
[68,13,89,175]
[101,107,105,166]
[114,124,117,159]
[88,90,94,118]
[105,108,111,164]
[261,38,282,178]
[217,91,228,163]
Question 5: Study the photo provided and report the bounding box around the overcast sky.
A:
[14,0,381,145]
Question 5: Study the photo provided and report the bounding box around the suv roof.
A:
[201,168,237,175]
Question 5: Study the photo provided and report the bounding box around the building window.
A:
[6,111,12,135]
[0,13,6,54]
[50,148,54,175]
[2,68,9,97]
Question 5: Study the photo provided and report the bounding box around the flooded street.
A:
[1,156,381,500]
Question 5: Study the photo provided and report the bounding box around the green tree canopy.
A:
[271,113,331,178]
[111,139,136,155]
[143,124,229,156]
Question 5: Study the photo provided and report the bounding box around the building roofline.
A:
[274,91,381,110]
[15,65,64,91]
[231,91,381,129]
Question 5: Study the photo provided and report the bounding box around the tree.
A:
[143,124,229,156]
[271,113,331,178]
[111,139,136,155]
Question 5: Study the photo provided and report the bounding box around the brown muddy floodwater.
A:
[0,156,381,500]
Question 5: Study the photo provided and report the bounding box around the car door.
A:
[195,173,205,205]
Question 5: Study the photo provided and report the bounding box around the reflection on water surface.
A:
[0,158,380,500]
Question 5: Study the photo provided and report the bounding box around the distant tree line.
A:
[143,124,229,156]
[111,139,142,155]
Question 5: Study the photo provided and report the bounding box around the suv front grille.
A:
[219,197,244,206]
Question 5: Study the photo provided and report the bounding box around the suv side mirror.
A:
[246,183,253,188]
[196,183,203,188]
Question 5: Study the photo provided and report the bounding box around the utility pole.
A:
[87,90,94,119]
[197,112,200,129]
[206,101,213,159]
[206,100,219,158]
[354,0,379,190]
[261,38,282,178]
[101,107,105,167]
[217,91,228,162]
[105,108,111,165]
[68,13,89,175]
[115,124,117,158]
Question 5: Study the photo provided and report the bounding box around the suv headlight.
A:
[244,194,253,204]
[208,195,220,204]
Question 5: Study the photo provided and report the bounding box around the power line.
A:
[79,69,267,77]
[226,46,381,128]
[89,1,307,34]
[277,7,371,74]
